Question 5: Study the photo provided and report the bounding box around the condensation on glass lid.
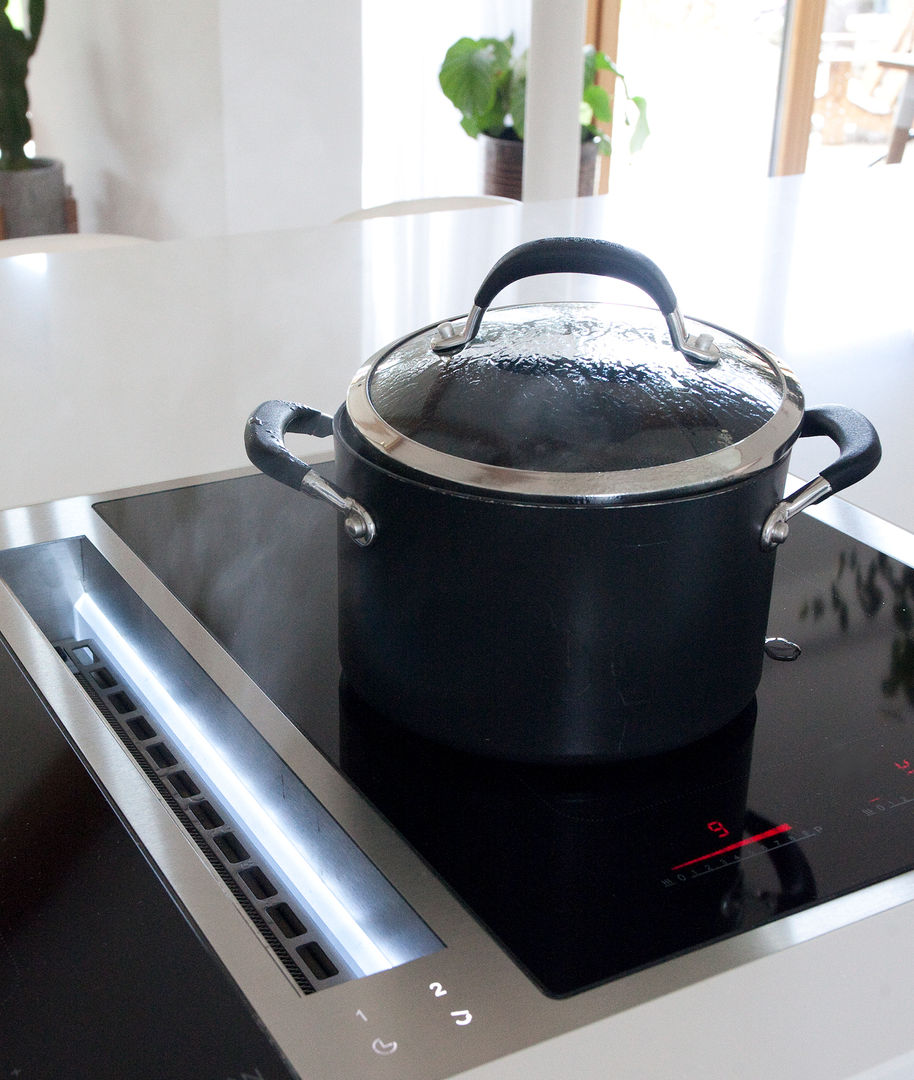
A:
[366,303,789,473]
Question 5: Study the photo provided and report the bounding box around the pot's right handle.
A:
[761,404,882,550]
[244,400,376,546]
[430,236,720,365]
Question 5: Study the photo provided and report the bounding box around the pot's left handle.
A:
[244,400,376,546]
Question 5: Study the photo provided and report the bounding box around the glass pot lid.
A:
[345,240,805,502]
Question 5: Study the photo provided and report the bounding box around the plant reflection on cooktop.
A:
[95,470,914,997]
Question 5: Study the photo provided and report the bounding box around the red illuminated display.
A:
[671,823,792,871]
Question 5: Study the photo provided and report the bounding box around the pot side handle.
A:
[761,404,882,550]
[430,236,720,366]
[244,400,376,546]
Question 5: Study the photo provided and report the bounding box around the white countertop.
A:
[1,167,911,529]
[2,169,914,1080]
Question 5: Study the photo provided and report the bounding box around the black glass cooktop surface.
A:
[96,468,914,997]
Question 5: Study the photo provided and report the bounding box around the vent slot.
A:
[297,941,340,981]
[90,666,117,690]
[214,832,250,865]
[56,636,349,993]
[147,742,177,769]
[240,866,278,900]
[267,902,307,940]
[126,715,156,741]
[191,799,223,829]
[169,770,201,800]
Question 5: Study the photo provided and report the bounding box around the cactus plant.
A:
[0,0,46,170]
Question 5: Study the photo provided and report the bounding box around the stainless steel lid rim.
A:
[345,332,805,504]
[339,407,802,508]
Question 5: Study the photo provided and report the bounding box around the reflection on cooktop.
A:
[341,691,770,995]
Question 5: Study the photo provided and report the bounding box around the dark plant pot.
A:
[481,133,599,200]
[0,157,67,239]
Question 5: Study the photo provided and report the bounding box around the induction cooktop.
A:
[92,466,914,997]
[0,464,912,1079]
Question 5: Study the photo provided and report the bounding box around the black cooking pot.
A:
[245,237,881,763]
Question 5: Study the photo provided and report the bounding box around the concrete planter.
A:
[481,134,600,200]
[0,158,68,239]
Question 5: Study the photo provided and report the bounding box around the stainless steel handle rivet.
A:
[430,306,485,353]
[665,308,721,366]
[760,474,832,550]
[344,510,376,547]
[301,471,377,546]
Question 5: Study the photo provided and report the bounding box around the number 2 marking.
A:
[429,981,448,997]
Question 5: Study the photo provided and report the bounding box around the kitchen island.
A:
[0,168,912,1079]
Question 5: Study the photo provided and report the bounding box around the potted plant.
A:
[439,34,648,199]
[0,0,71,238]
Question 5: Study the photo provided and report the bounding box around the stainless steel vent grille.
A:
[55,636,345,993]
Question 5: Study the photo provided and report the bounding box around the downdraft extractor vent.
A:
[56,635,343,993]
[0,535,442,989]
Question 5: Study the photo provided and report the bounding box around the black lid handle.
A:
[430,237,720,365]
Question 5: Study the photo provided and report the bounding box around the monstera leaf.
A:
[439,34,649,156]
[439,36,515,138]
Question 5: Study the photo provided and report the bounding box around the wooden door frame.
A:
[770,0,828,175]
[585,0,827,181]
[585,0,621,194]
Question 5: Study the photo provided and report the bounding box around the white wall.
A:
[219,0,362,234]
[361,0,529,209]
[28,1,361,239]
